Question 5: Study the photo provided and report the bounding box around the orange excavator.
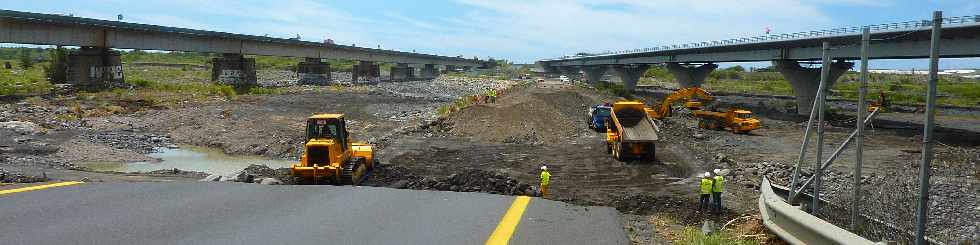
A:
[645,87,713,119]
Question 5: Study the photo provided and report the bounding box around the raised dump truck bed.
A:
[611,103,659,142]
[605,101,659,161]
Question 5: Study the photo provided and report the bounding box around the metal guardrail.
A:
[759,177,879,245]
[544,14,980,61]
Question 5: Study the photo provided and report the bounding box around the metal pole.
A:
[791,108,880,200]
[788,65,828,205]
[812,41,831,214]
[850,27,870,230]
[914,11,941,245]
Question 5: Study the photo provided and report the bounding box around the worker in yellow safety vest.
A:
[712,169,725,214]
[699,172,713,212]
[539,165,551,198]
[489,88,497,103]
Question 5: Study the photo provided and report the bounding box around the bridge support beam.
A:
[611,64,649,91]
[297,58,330,85]
[390,63,415,81]
[774,59,853,115]
[665,63,717,88]
[211,53,257,87]
[352,61,380,82]
[67,47,124,90]
[420,64,439,79]
[581,66,606,84]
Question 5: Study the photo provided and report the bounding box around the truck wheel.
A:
[645,144,656,161]
[615,142,627,161]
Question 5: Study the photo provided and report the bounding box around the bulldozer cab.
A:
[306,114,349,150]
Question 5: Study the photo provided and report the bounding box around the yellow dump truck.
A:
[291,114,375,185]
[693,109,761,133]
[606,101,659,161]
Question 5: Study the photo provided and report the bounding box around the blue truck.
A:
[588,104,612,131]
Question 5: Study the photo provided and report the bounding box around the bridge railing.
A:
[545,14,980,61]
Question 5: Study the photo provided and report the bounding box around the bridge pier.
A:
[774,59,854,115]
[581,66,606,84]
[390,63,415,81]
[611,64,649,91]
[420,64,439,79]
[211,53,257,87]
[297,58,330,85]
[352,61,380,82]
[665,63,717,88]
[67,47,124,90]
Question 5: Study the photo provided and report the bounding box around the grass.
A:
[594,81,633,98]
[677,227,761,245]
[0,59,53,96]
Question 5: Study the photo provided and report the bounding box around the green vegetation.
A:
[0,59,52,95]
[594,81,632,98]
[17,49,34,69]
[641,68,980,107]
[677,227,760,245]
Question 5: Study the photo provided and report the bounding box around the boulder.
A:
[200,174,222,182]
[0,121,45,135]
[258,178,282,185]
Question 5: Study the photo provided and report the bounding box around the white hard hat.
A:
[541,166,548,171]
[713,169,721,175]
[703,172,711,178]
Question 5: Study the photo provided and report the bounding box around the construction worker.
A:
[712,169,725,214]
[539,165,551,198]
[489,88,497,103]
[699,172,713,212]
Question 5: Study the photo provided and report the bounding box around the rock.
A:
[221,170,243,182]
[259,178,282,185]
[0,121,45,135]
[693,133,706,140]
[388,180,410,189]
[200,174,222,181]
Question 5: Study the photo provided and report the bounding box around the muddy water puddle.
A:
[82,145,293,175]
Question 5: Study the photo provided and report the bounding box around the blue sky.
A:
[5,0,980,68]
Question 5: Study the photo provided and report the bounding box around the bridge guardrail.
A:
[759,177,880,245]
[544,14,980,61]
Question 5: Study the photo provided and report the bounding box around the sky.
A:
[4,0,980,69]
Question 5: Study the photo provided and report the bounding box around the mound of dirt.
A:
[444,89,606,145]
[366,164,533,196]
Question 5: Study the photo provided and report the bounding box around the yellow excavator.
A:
[291,114,375,185]
[646,87,714,119]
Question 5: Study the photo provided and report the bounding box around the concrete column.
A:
[211,53,257,87]
[581,66,607,84]
[774,59,854,115]
[390,63,415,81]
[351,61,380,82]
[665,63,718,88]
[67,46,124,89]
[297,58,330,85]
[611,64,650,91]
[420,64,439,79]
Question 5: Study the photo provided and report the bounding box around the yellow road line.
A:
[485,196,532,245]
[0,181,84,196]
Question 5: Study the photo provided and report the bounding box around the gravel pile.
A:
[367,164,534,196]
[257,70,298,87]
[0,168,48,183]
[80,130,174,154]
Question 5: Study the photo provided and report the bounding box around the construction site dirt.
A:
[1,77,977,244]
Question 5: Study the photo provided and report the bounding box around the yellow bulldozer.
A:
[646,87,713,119]
[291,114,375,185]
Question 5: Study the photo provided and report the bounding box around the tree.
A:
[18,49,33,69]
[724,65,745,72]
[43,47,68,83]
[643,65,673,81]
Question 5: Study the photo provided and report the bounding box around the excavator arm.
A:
[648,87,714,119]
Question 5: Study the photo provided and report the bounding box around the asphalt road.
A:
[0,182,628,245]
